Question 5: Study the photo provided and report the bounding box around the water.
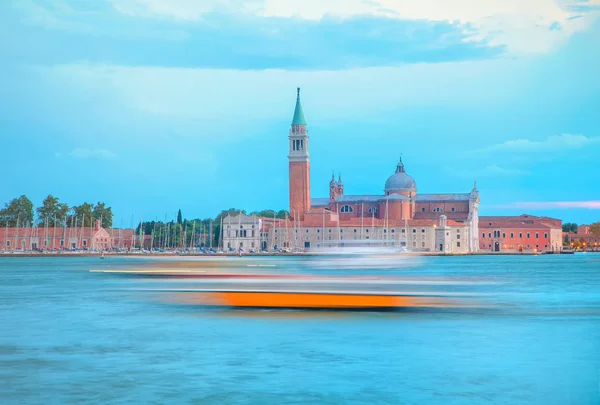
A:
[1,255,599,404]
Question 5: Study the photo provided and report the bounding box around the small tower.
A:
[329,171,337,202]
[288,87,311,221]
[337,173,344,196]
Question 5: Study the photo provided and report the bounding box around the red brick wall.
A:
[289,161,311,220]
[479,228,552,251]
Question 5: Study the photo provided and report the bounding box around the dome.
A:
[384,159,416,193]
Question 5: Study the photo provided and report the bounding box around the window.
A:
[275,229,278,233]
[306,229,309,233]
[401,229,405,233]
[240,225,244,229]
[340,205,354,213]
[413,241,416,247]
[83,240,87,246]
[354,229,357,233]
[433,207,443,212]
[535,233,539,238]
[60,240,64,247]
[527,233,530,238]
[482,232,485,238]
[412,229,416,233]
[451,207,455,212]
[421,208,426,212]
[519,233,523,238]
[510,232,514,238]
[391,229,395,233]
[489,222,492,226]
[251,242,255,248]
[535,244,539,248]
[457,234,460,238]
[6,241,10,247]
[340,229,343,233]
[488,233,492,238]
[421,242,425,247]
[384,229,387,233]
[252,231,255,237]
[366,229,369,233]
[544,233,548,238]
[328,229,332,233]
[457,241,461,247]
[368,207,377,214]
[421,229,425,233]
[502,233,506,238]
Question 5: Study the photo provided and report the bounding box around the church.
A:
[222,88,481,253]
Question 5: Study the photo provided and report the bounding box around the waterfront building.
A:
[0,220,136,251]
[224,88,481,253]
[479,215,563,252]
[563,224,600,250]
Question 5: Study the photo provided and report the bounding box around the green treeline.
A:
[0,195,113,228]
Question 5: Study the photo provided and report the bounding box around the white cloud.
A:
[474,134,600,154]
[66,148,117,159]
[109,0,600,54]
[494,201,600,209]
[446,164,530,178]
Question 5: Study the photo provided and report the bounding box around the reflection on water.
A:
[1,254,600,404]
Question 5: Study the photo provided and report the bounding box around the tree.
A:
[0,195,33,227]
[71,203,95,227]
[0,195,34,227]
[562,223,578,233]
[590,222,600,237]
[177,209,183,225]
[37,195,69,227]
[92,202,113,228]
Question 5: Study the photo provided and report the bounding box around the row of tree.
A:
[0,195,113,228]
[136,208,289,248]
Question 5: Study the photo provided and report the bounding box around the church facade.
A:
[223,88,481,253]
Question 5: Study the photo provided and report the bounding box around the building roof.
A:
[337,195,384,203]
[291,87,306,125]
[479,214,562,230]
[311,198,330,207]
[384,159,416,193]
[416,193,471,201]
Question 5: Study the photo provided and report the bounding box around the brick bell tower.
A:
[288,87,311,221]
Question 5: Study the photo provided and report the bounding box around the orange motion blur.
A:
[195,292,459,309]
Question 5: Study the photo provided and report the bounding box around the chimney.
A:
[95,220,101,231]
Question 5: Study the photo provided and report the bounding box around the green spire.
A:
[291,87,307,126]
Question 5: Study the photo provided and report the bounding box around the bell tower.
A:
[288,87,311,220]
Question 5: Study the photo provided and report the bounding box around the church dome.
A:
[384,159,416,193]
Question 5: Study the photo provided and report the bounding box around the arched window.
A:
[368,207,377,214]
[433,207,444,212]
[340,205,353,213]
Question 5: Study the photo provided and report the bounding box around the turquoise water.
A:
[1,255,599,404]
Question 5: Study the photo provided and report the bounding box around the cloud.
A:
[493,201,600,209]
[6,3,501,70]
[109,0,600,54]
[473,134,600,154]
[64,148,117,159]
[445,164,530,178]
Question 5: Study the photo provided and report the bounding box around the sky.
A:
[1,0,599,225]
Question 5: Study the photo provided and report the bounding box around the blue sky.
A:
[1,0,599,225]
